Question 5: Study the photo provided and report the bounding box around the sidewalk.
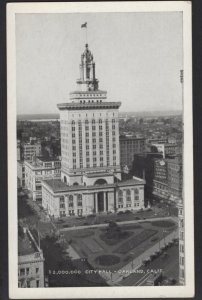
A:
[59,216,178,232]
[106,229,178,285]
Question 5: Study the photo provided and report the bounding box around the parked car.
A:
[145,272,163,286]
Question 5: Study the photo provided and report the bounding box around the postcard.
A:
[7,1,194,298]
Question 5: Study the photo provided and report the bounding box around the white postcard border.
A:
[7,1,194,298]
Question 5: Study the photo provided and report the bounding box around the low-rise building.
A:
[25,156,61,201]
[18,227,44,288]
[42,176,145,218]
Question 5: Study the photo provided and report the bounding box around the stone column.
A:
[74,194,78,216]
[123,190,127,209]
[103,192,106,212]
[95,193,98,213]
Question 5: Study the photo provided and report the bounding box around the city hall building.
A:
[42,43,145,218]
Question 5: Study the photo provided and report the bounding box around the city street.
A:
[118,243,179,286]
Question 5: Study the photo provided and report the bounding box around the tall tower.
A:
[58,44,121,186]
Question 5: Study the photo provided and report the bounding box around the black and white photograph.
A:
[7,2,194,298]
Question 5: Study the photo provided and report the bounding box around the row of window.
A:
[19,267,39,277]
[71,119,116,125]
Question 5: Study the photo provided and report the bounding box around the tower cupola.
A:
[77,43,99,91]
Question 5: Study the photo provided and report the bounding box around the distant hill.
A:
[119,110,182,118]
[17,110,182,121]
[17,114,60,121]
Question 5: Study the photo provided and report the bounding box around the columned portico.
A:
[94,191,109,213]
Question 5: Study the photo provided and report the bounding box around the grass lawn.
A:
[62,220,176,272]
[114,229,157,254]
[151,220,176,228]
[99,229,133,246]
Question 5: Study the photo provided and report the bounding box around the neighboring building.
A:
[25,156,61,201]
[178,199,185,285]
[167,155,183,200]
[22,143,42,161]
[17,161,25,188]
[153,180,169,199]
[18,227,44,288]
[150,143,180,159]
[132,153,183,202]
[153,159,168,199]
[119,135,146,170]
[131,153,162,197]
[153,159,167,181]
[42,43,145,217]
[147,138,168,144]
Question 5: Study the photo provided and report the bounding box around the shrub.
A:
[62,224,69,228]
[125,210,132,214]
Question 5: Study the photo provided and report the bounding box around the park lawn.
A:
[62,221,176,272]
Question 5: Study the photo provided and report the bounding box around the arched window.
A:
[64,176,67,183]
[72,120,75,125]
[118,190,123,203]
[73,182,79,186]
[126,190,131,202]
[92,119,95,124]
[69,195,73,207]
[77,194,82,206]
[99,119,102,124]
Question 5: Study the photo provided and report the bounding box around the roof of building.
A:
[57,101,121,110]
[42,177,145,194]
[84,172,114,178]
[119,135,145,141]
[37,156,60,162]
[70,90,107,95]
[18,230,38,256]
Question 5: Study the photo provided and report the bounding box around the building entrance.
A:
[98,192,104,212]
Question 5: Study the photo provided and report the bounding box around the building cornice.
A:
[57,101,121,111]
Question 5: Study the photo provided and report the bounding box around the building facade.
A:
[42,43,145,217]
[17,160,25,188]
[18,227,44,288]
[42,177,145,218]
[25,157,61,201]
[119,135,146,170]
[167,155,183,200]
[22,143,42,161]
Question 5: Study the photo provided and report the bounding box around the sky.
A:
[16,12,183,114]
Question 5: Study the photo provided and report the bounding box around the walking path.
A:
[65,245,80,260]
[59,216,178,232]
